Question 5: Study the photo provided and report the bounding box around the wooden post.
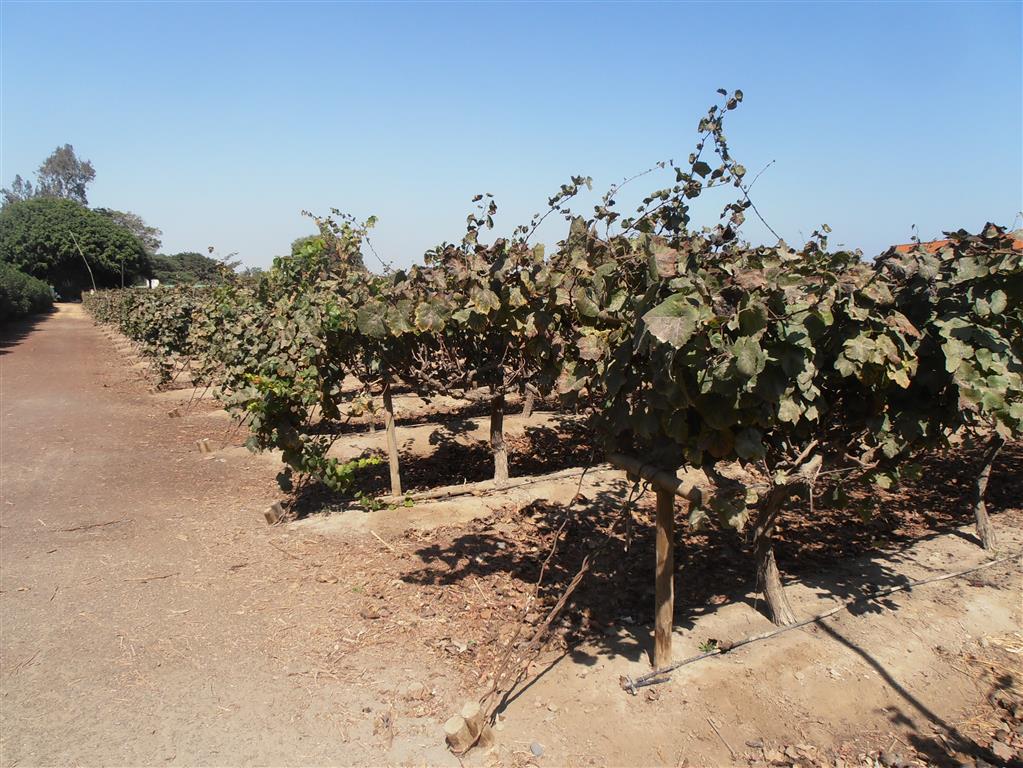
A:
[382,376,402,497]
[654,487,674,668]
[460,701,483,740]
[263,501,284,525]
[443,715,474,754]
[443,700,485,755]
[490,391,509,486]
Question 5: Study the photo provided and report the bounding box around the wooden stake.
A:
[460,700,483,739]
[263,502,284,525]
[382,376,402,497]
[444,714,474,754]
[491,391,509,486]
[654,486,674,668]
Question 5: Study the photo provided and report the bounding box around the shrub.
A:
[0,197,149,298]
[0,262,53,323]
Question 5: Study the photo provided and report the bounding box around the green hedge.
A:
[0,262,53,323]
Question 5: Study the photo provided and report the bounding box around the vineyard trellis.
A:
[84,92,1022,664]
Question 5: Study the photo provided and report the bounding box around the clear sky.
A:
[2,1,1021,269]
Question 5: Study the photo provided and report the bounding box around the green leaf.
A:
[843,335,873,363]
[414,301,449,332]
[734,427,766,460]
[607,289,628,313]
[732,336,766,377]
[384,301,413,335]
[356,300,386,339]
[470,285,501,314]
[942,337,972,373]
[572,287,600,318]
[989,289,1008,314]
[642,293,701,348]
[738,302,768,335]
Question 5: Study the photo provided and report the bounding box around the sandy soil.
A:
[1,305,1020,768]
[0,306,462,766]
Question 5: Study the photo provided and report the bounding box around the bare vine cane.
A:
[459,480,645,753]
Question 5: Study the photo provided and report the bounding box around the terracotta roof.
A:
[893,237,1023,254]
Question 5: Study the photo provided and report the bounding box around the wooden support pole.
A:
[443,715,474,754]
[654,487,675,668]
[460,701,483,740]
[263,501,284,525]
[491,391,509,486]
[382,376,402,497]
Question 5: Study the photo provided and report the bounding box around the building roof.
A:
[893,235,1023,254]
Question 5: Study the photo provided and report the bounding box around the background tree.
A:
[2,144,96,206]
[150,251,236,285]
[0,198,148,297]
[95,208,162,254]
[1,175,35,205]
[35,144,95,204]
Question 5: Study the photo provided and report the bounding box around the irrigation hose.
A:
[620,549,1022,694]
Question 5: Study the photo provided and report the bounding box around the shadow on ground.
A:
[394,440,1021,761]
[0,309,54,355]
[288,416,595,515]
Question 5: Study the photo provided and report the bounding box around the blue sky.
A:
[2,1,1021,268]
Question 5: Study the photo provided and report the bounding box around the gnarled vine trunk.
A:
[973,434,1004,551]
[753,486,797,626]
[490,391,508,485]
[522,387,535,420]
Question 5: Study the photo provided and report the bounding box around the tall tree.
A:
[0,198,148,297]
[2,144,96,206]
[1,175,35,205]
[95,208,163,254]
[35,144,95,204]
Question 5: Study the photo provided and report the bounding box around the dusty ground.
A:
[1,304,1021,768]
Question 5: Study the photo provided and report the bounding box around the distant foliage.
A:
[0,262,52,323]
[2,144,95,206]
[0,198,149,297]
[150,251,233,285]
[95,208,163,255]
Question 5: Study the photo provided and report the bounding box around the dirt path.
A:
[0,306,458,766]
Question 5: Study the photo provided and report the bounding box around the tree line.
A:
[0,145,244,302]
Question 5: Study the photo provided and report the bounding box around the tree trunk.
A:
[753,486,797,626]
[973,433,1004,551]
[522,388,535,420]
[382,376,402,497]
[490,392,508,485]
